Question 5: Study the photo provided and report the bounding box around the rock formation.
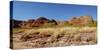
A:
[16,17,57,28]
[12,16,95,28]
[68,16,94,26]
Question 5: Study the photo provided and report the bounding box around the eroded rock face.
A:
[32,19,49,27]
[68,16,94,26]
[18,17,58,28]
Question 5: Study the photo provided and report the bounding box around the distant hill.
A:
[12,16,96,28]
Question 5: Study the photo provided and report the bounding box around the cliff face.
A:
[12,16,95,28]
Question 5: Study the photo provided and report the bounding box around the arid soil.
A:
[12,26,97,49]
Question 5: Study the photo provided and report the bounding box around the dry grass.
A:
[12,26,97,49]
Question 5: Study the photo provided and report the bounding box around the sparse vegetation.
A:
[12,26,97,49]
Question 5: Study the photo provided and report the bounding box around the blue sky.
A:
[12,1,97,21]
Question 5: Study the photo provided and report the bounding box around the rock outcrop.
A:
[17,17,57,28]
[68,16,94,26]
[12,16,95,28]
